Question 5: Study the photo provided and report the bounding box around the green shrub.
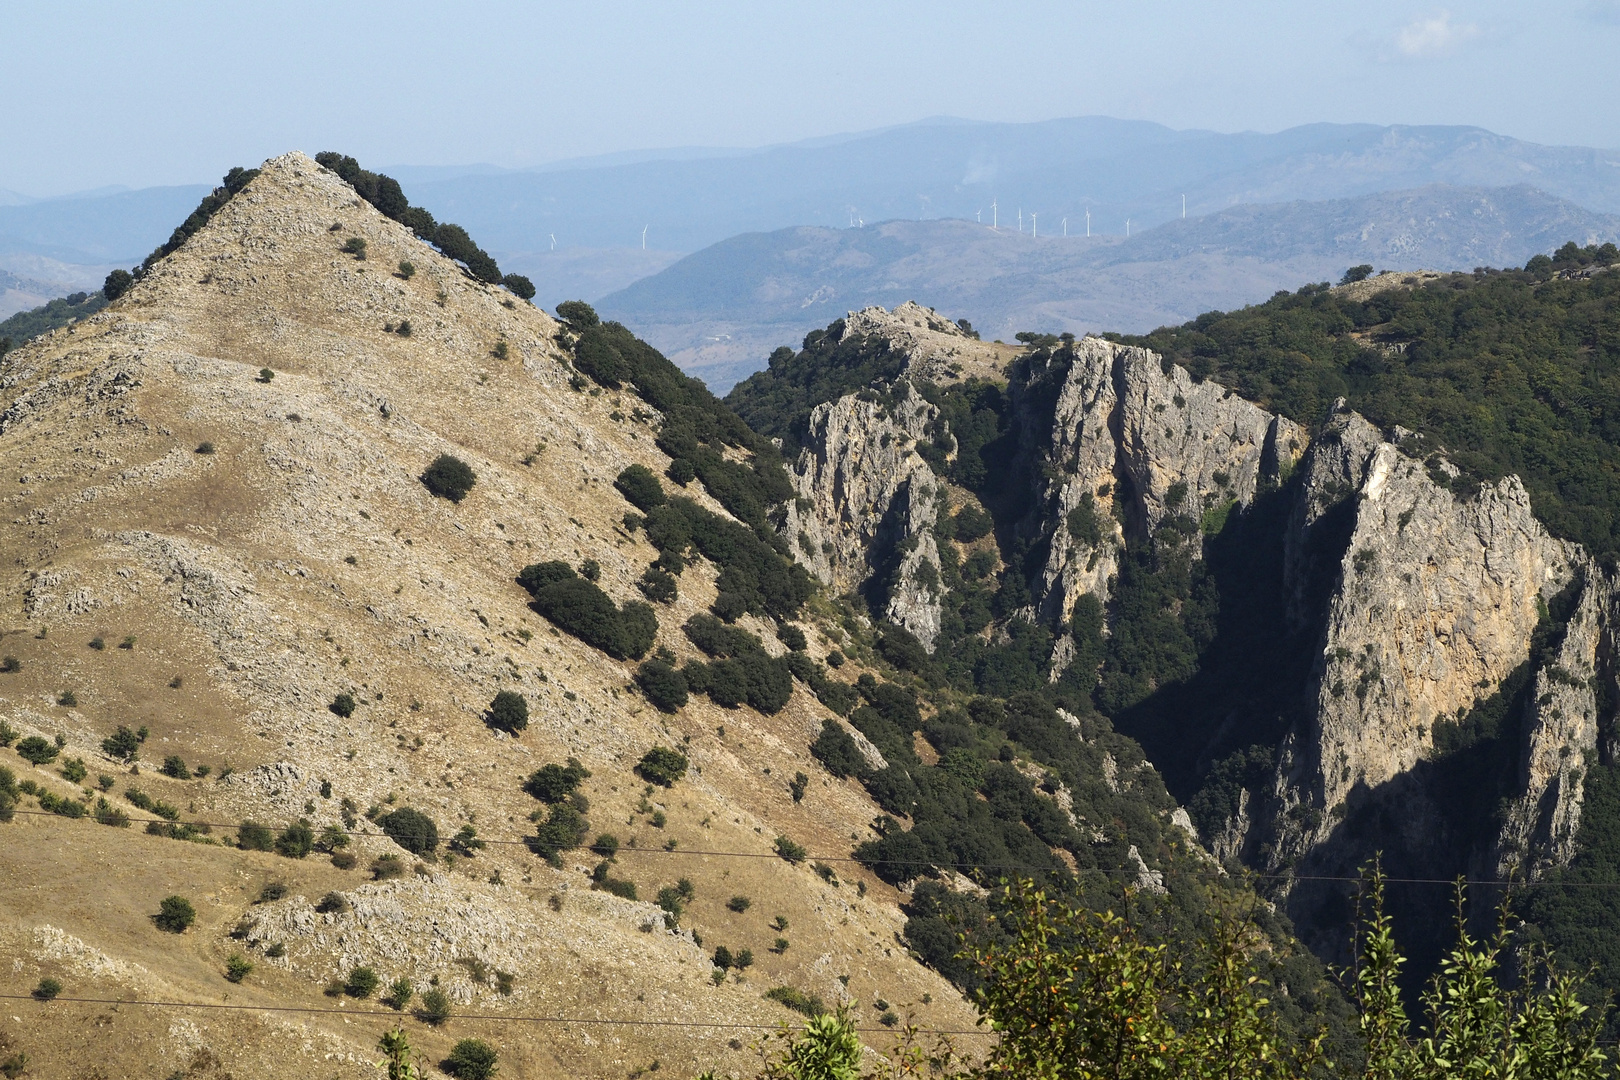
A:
[954,503,994,542]
[777,623,808,651]
[103,269,133,301]
[372,854,407,880]
[503,273,536,301]
[33,977,62,1001]
[37,789,87,818]
[331,850,358,869]
[155,895,196,933]
[16,736,57,765]
[519,563,657,660]
[315,891,352,914]
[727,895,752,913]
[102,724,147,761]
[329,693,356,718]
[590,833,620,858]
[580,558,601,581]
[667,458,696,485]
[225,955,253,983]
[635,746,688,787]
[60,757,87,784]
[380,807,439,855]
[0,722,14,746]
[275,820,315,858]
[486,690,529,734]
[614,464,666,511]
[93,798,128,827]
[526,803,589,860]
[341,236,367,259]
[345,966,381,998]
[0,656,18,672]
[764,985,826,1017]
[523,758,589,802]
[635,657,688,712]
[712,945,734,970]
[387,978,413,1010]
[810,720,866,779]
[444,1038,499,1080]
[418,987,452,1025]
[555,300,599,328]
[421,454,477,502]
[397,260,416,280]
[160,755,191,779]
[238,822,273,848]
[573,330,628,387]
[638,566,678,603]
[774,835,808,864]
[449,824,485,856]
[789,771,810,803]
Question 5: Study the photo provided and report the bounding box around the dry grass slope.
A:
[0,153,974,1079]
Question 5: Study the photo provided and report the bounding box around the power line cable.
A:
[4,808,1611,889]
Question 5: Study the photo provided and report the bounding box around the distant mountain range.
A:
[4,116,1620,352]
[600,184,1620,392]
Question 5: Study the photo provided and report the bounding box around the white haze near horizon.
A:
[3,0,1619,196]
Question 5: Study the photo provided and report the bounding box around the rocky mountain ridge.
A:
[0,155,977,1079]
[773,301,1619,953]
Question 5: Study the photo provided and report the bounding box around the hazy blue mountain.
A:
[599,184,1620,392]
[0,183,210,264]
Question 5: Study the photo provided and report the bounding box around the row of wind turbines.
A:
[974,193,1188,238]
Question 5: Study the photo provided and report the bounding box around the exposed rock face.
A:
[1114,346,1307,537]
[1264,405,1578,866]
[1028,337,1306,623]
[781,379,945,647]
[1495,566,1609,878]
[840,301,1004,384]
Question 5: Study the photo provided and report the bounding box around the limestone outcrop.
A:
[781,379,945,647]
[1263,403,1578,866]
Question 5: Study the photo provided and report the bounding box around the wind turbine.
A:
[1085,209,1090,237]
[1062,217,1067,237]
[1018,208,1023,233]
[549,234,556,251]
[991,200,998,230]
[1182,195,1186,219]
[1031,212,1037,238]
[1126,219,1131,238]
[976,209,982,223]
[641,225,648,250]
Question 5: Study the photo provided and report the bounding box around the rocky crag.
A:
[771,310,1619,956]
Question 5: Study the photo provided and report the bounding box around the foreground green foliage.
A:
[0,290,106,351]
[518,559,657,659]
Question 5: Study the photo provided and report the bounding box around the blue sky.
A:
[5,0,1619,196]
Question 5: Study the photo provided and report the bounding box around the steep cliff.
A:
[781,378,946,647]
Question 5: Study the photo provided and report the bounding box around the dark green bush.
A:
[810,720,867,779]
[519,564,657,660]
[444,1038,499,1080]
[345,966,381,998]
[777,623,808,651]
[371,854,407,880]
[635,746,688,787]
[614,464,666,511]
[774,835,808,864]
[103,269,133,301]
[92,798,128,827]
[523,758,589,803]
[329,693,356,718]
[789,771,810,802]
[421,454,477,502]
[591,833,620,858]
[572,328,629,387]
[316,890,352,914]
[379,807,439,855]
[0,765,14,823]
[33,977,62,1001]
[160,755,191,780]
[238,820,274,851]
[16,736,57,764]
[60,757,87,784]
[526,803,589,860]
[101,724,146,761]
[418,987,452,1025]
[638,566,678,603]
[555,300,599,328]
[954,503,994,542]
[486,690,529,734]
[155,895,196,933]
[275,820,315,858]
[667,458,696,485]
[635,657,689,713]
[727,895,752,913]
[502,274,536,301]
[764,985,826,1017]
